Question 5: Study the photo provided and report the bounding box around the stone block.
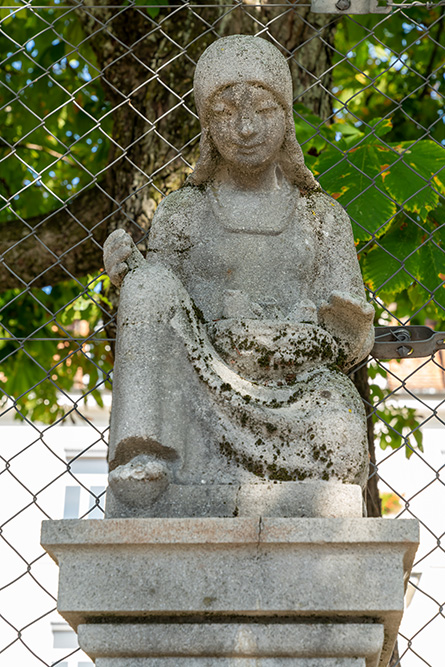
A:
[79,622,383,667]
[95,659,367,667]
[41,517,418,667]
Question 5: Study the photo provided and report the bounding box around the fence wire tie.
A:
[373,326,445,359]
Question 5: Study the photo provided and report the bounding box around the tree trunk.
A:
[0,183,109,291]
[1,2,338,292]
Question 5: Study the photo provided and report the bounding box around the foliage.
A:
[0,3,444,428]
[368,360,423,458]
[0,275,113,424]
[299,111,445,319]
[295,9,445,328]
[0,3,113,423]
[380,491,403,516]
[0,3,111,222]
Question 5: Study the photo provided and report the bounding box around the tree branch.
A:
[0,183,112,291]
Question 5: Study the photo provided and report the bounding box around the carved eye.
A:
[213,103,232,117]
[256,104,278,115]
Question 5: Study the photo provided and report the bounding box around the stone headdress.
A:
[188,35,318,193]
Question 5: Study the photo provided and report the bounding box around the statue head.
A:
[188,35,318,192]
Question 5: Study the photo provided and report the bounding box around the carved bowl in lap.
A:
[207,319,339,385]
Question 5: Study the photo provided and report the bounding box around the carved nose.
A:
[238,117,255,138]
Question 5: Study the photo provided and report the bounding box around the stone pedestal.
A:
[41,517,418,667]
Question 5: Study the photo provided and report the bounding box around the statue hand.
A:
[318,291,375,367]
[319,291,374,327]
[103,229,144,287]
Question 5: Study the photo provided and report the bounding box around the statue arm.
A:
[146,188,196,264]
[104,188,196,287]
[318,291,375,366]
[313,196,375,366]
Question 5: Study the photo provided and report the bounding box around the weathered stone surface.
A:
[103,35,375,517]
[94,659,367,667]
[41,517,418,667]
[105,481,364,519]
[79,622,384,659]
[42,37,416,667]
[80,623,382,667]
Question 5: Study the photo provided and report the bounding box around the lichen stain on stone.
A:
[110,436,178,472]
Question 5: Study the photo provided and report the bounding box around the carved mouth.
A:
[236,143,264,152]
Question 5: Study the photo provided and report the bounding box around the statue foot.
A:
[108,454,170,508]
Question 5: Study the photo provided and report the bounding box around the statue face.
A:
[208,83,286,171]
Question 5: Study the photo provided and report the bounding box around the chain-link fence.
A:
[1,1,444,666]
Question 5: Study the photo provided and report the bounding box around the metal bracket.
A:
[311,0,391,13]
[372,326,445,359]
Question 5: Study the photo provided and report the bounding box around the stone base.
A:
[80,623,383,667]
[95,660,367,667]
[105,481,364,518]
[41,517,418,667]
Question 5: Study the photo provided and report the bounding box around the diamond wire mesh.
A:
[0,1,444,665]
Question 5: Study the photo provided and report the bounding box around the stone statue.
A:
[103,35,375,518]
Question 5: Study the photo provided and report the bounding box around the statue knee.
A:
[118,260,187,325]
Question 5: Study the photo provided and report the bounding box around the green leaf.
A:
[380,141,445,221]
[90,388,104,408]
[407,242,445,316]
[315,143,397,240]
[128,0,168,18]
[367,117,393,138]
[362,217,423,294]
[335,122,365,147]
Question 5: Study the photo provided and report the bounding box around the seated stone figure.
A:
[103,35,375,518]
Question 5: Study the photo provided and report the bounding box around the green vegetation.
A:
[0,3,443,438]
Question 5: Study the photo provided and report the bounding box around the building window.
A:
[63,487,80,519]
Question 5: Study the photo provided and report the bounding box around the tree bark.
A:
[0,183,110,291]
[1,2,338,292]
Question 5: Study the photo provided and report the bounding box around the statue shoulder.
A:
[153,185,207,223]
[300,191,352,234]
[305,190,349,219]
[149,185,208,252]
